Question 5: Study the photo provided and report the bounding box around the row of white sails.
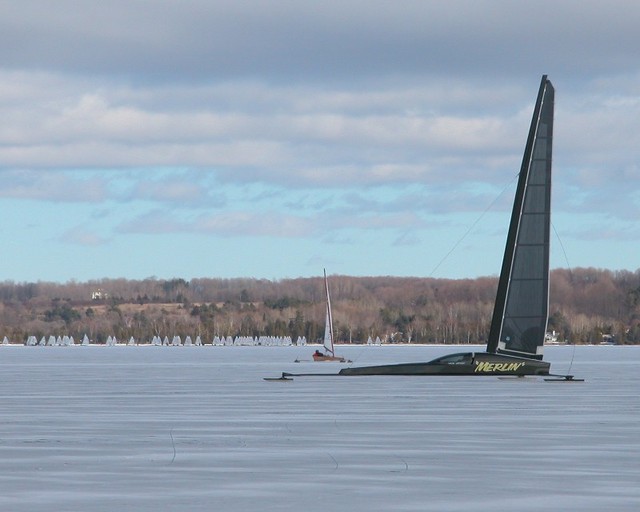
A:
[15,335,301,347]
[4,335,384,347]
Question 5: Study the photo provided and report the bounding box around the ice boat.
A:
[312,269,348,362]
[340,76,555,377]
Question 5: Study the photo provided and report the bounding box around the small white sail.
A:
[322,269,335,356]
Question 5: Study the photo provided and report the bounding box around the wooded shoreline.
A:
[1,267,639,345]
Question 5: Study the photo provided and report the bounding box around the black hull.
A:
[338,352,550,376]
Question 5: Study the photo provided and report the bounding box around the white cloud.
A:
[2,66,639,199]
[59,226,108,247]
[0,169,107,202]
[118,209,317,238]
[126,177,211,204]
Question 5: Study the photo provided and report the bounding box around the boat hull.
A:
[338,352,550,376]
[313,354,347,362]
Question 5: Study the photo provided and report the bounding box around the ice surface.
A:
[0,345,638,512]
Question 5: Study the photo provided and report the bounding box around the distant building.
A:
[91,289,109,300]
[600,334,615,345]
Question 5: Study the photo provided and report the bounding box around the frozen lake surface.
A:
[0,344,638,512]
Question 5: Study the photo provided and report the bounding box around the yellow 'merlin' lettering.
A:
[475,361,525,373]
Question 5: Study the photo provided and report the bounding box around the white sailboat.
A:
[312,269,348,362]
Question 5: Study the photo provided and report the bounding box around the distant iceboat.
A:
[312,270,349,362]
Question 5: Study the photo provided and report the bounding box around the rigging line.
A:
[552,222,572,274]
[346,343,372,366]
[428,173,519,278]
[567,343,577,376]
[551,223,577,375]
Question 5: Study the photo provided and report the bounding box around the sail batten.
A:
[487,75,554,360]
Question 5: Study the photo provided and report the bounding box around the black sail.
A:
[486,75,554,360]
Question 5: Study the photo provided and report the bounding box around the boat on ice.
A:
[340,75,555,377]
[312,269,349,362]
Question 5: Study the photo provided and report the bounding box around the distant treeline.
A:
[1,267,640,345]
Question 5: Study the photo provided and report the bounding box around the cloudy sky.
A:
[1,0,639,283]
